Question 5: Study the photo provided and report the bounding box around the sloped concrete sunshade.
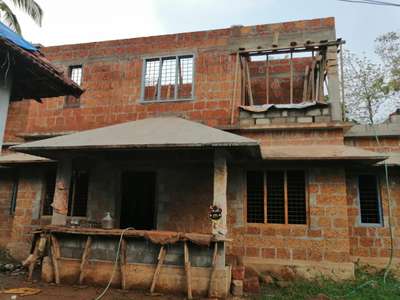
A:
[261,145,387,162]
[12,117,259,153]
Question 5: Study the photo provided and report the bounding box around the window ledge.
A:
[139,98,195,104]
[246,223,309,228]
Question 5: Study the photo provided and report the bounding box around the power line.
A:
[338,0,400,7]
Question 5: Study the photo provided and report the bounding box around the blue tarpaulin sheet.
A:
[0,21,37,52]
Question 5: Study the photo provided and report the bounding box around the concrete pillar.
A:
[326,46,343,121]
[0,71,12,153]
[51,159,72,225]
[213,150,227,268]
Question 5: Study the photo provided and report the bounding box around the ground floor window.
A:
[246,170,307,225]
[9,171,19,215]
[358,174,382,225]
[68,170,89,217]
[42,169,57,216]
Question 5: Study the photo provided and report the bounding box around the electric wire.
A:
[93,227,134,300]
[338,0,400,7]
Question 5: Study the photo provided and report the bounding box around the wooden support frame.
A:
[244,57,254,105]
[50,234,61,284]
[27,236,40,281]
[184,242,193,300]
[120,238,127,290]
[230,52,240,125]
[79,236,92,285]
[207,242,219,298]
[150,245,167,294]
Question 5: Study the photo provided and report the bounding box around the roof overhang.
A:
[376,153,400,167]
[11,117,260,159]
[0,152,53,165]
[261,145,387,163]
[0,37,83,101]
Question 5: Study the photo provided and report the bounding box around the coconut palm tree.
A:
[0,0,43,35]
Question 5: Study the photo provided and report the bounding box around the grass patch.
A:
[258,266,400,300]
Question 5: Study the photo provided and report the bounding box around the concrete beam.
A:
[52,159,72,225]
[0,72,12,153]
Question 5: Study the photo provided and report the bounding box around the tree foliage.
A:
[343,31,400,124]
[0,0,43,34]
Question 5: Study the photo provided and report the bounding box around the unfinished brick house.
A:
[0,17,399,297]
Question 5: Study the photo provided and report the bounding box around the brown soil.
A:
[0,273,185,300]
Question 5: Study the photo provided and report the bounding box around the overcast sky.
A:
[15,0,400,58]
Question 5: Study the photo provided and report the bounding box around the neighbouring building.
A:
[0,17,399,297]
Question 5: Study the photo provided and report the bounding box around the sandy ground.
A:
[0,273,192,300]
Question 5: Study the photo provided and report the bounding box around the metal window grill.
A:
[42,169,56,216]
[266,171,285,224]
[143,55,193,101]
[70,66,83,86]
[246,171,265,223]
[287,170,307,224]
[9,172,18,215]
[359,175,381,224]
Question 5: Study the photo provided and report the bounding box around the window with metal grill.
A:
[42,169,56,216]
[358,175,382,224]
[65,65,83,108]
[246,170,307,225]
[142,55,194,101]
[246,171,265,223]
[9,171,19,215]
[68,170,89,217]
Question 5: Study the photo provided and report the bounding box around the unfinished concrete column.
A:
[213,150,227,268]
[51,159,72,225]
[326,45,343,121]
[0,71,12,153]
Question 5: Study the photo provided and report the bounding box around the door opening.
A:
[120,172,156,230]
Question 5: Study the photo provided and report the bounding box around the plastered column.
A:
[213,150,227,268]
[51,159,72,225]
[0,71,12,153]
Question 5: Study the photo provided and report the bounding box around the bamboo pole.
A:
[79,236,92,285]
[150,246,166,294]
[266,55,270,104]
[184,242,193,299]
[230,52,240,125]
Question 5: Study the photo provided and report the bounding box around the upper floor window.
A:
[246,170,307,225]
[142,55,194,101]
[358,175,382,225]
[65,65,83,108]
[70,65,83,86]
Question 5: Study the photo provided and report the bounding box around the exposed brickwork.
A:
[0,170,14,247]
[3,17,336,142]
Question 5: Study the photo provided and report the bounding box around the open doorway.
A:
[120,172,156,230]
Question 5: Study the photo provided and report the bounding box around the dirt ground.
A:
[0,273,199,300]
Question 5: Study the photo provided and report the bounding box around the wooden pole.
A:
[120,238,127,290]
[50,234,61,284]
[290,51,294,104]
[266,55,270,104]
[244,58,254,105]
[27,236,40,281]
[150,245,166,294]
[79,236,92,285]
[207,242,219,298]
[230,52,240,125]
[184,242,193,299]
[302,65,310,101]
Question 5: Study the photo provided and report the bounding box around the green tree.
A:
[0,0,43,34]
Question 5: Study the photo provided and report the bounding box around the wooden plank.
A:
[207,242,219,298]
[79,236,92,285]
[50,234,61,284]
[120,238,127,290]
[265,55,270,104]
[184,242,193,300]
[27,236,40,281]
[308,59,316,101]
[150,245,166,294]
[244,58,254,105]
[240,57,246,105]
[290,52,294,104]
[302,65,310,101]
[230,52,240,125]
[319,54,326,102]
